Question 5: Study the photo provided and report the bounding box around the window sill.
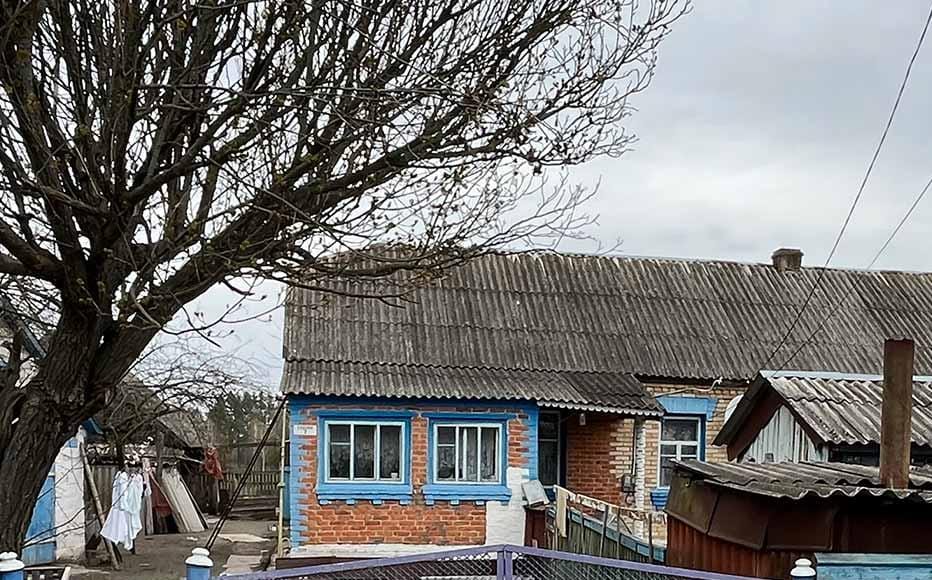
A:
[316,482,412,502]
[422,483,512,502]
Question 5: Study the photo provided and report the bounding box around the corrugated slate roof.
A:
[714,372,932,448]
[282,360,663,415]
[675,459,932,502]
[769,374,932,446]
[283,250,932,407]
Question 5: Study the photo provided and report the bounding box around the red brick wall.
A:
[565,413,626,505]
[290,401,532,547]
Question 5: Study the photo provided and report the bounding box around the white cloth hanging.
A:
[101,471,149,550]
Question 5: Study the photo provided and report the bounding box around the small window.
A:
[538,412,561,486]
[433,424,501,484]
[326,422,404,482]
[658,416,702,487]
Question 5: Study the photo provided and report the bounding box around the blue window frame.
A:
[424,413,512,502]
[315,410,413,502]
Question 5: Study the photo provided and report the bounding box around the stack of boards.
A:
[153,467,206,533]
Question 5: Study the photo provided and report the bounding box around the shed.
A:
[665,460,932,579]
[713,371,932,465]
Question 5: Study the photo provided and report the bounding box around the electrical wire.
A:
[205,398,286,551]
[768,173,932,375]
[751,1,932,377]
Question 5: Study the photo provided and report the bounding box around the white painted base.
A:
[289,543,484,558]
[54,428,86,561]
[485,466,527,545]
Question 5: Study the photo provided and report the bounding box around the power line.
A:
[751,2,932,376]
[769,173,932,374]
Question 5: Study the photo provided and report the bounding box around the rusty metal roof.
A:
[283,250,932,404]
[715,372,932,448]
[675,459,932,502]
[281,360,663,415]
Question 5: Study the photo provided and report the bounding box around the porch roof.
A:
[281,360,663,416]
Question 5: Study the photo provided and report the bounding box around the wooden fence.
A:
[219,469,281,499]
[547,486,666,563]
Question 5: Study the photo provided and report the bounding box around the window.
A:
[326,421,404,482]
[538,412,561,486]
[433,424,501,484]
[658,416,701,487]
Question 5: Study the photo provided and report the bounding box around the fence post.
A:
[0,552,24,580]
[496,547,513,580]
[186,548,214,580]
[791,558,816,580]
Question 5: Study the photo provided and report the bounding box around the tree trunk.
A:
[0,401,72,552]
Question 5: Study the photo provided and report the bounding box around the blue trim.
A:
[316,412,413,501]
[526,406,539,482]
[650,487,669,510]
[657,395,718,420]
[425,415,512,501]
[288,400,309,548]
[81,418,104,436]
[422,484,512,501]
[316,482,413,502]
[315,409,415,419]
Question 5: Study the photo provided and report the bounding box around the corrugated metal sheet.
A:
[283,252,932,382]
[281,360,663,415]
[742,406,823,463]
[675,459,932,502]
[766,376,932,447]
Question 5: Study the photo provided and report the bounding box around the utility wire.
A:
[205,398,286,551]
[769,173,932,375]
[752,2,932,377]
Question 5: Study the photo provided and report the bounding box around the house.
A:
[0,296,89,565]
[664,459,932,578]
[714,371,932,465]
[280,247,932,555]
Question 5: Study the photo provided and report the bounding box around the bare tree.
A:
[0,0,686,548]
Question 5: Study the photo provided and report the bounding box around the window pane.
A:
[681,445,699,457]
[354,425,375,479]
[539,413,559,440]
[329,443,350,479]
[660,444,677,455]
[661,418,699,442]
[660,456,674,487]
[539,441,558,486]
[480,427,498,482]
[438,426,456,445]
[380,425,402,480]
[437,445,456,480]
[330,424,350,443]
[463,427,479,482]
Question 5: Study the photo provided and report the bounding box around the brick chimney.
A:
[771,248,803,272]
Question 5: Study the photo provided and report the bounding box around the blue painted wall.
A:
[816,553,932,580]
[23,475,55,565]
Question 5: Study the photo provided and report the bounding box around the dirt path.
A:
[73,519,276,579]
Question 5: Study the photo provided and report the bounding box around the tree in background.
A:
[0,0,687,548]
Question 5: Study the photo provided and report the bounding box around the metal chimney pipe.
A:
[880,338,914,489]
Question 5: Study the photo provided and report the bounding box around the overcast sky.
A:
[186,1,932,389]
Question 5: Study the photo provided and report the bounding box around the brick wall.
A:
[289,398,534,548]
[641,384,748,540]
[565,413,628,505]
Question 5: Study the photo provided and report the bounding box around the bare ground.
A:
[71,519,277,580]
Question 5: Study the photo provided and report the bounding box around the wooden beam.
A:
[880,338,915,489]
